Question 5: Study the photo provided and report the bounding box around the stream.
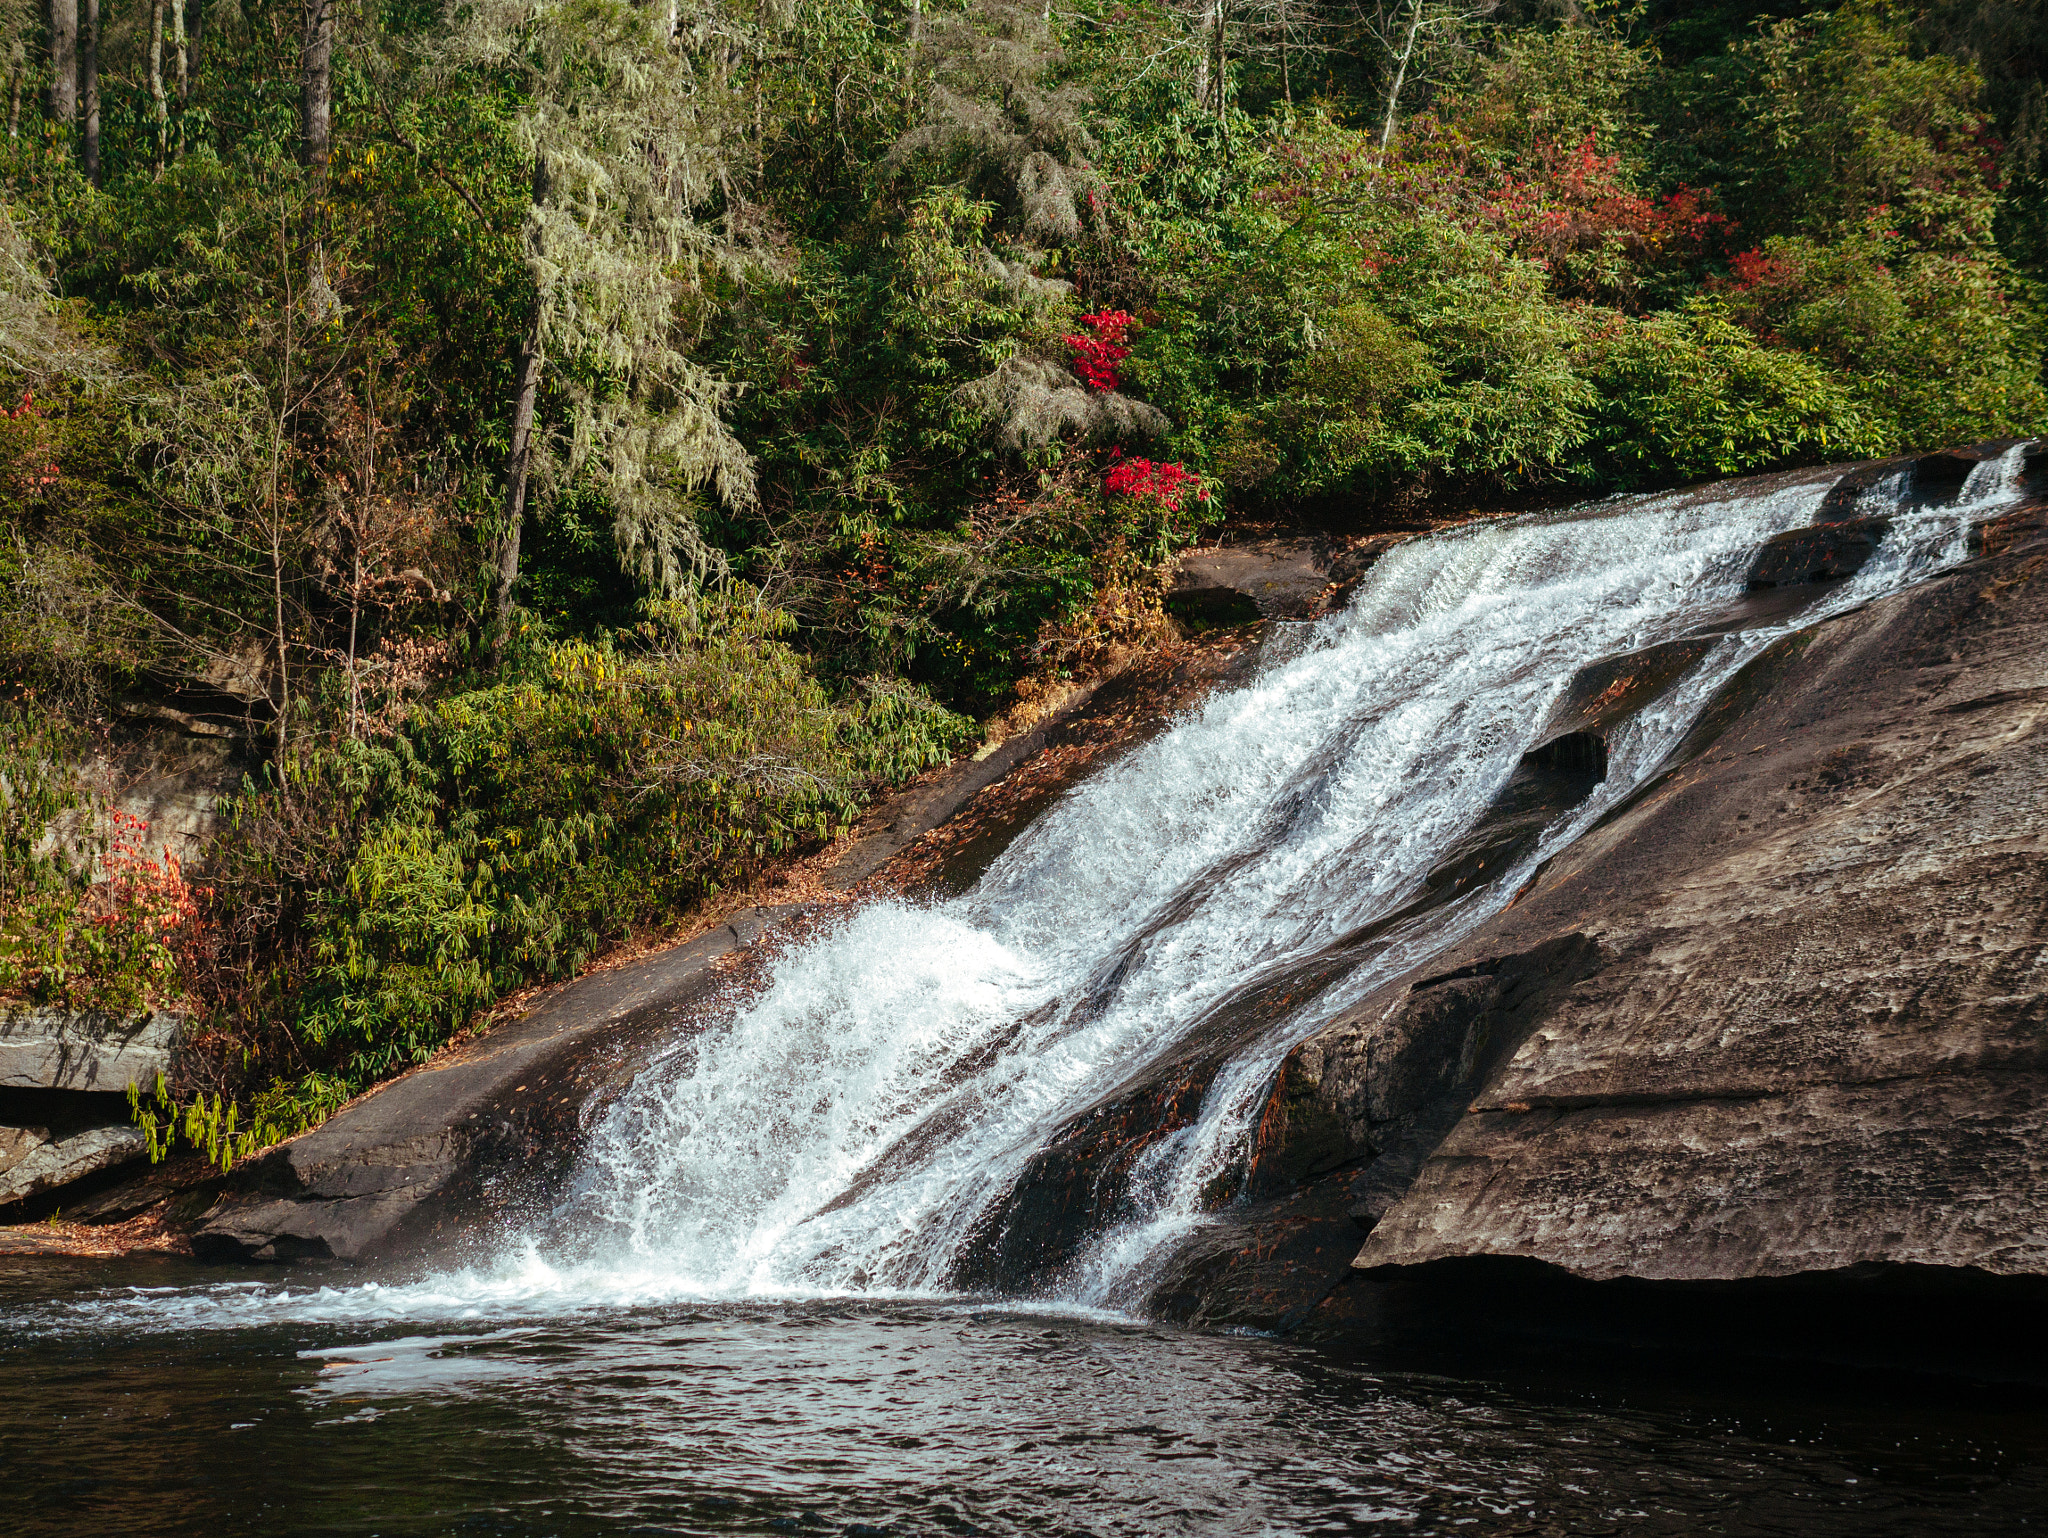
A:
[4,450,2043,1534]
[5,1253,2046,1536]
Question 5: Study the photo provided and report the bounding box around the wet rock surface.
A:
[189,907,802,1262]
[1138,936,1604,1330]
[1158,478,2048,1328]
[1746,515,1891,588]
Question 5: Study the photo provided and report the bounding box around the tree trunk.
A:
[8,50,20,139]
[1190,0,1216,115]
[79,0,98,181]
[187,0,207,104]
[1380,0,1424,150]
[905,0,921,97]
[301,0,332,185]
[301,0,335,316]
[491,331,544,668]
[47,0,76,124]
[271,514,291,786]
[148,0,167,171]
[1279,0,1291,106]
[1212,0,1227,122]
[172,0,187,125]
[345,561,361,739]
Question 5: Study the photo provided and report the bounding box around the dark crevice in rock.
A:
[1522,731,1607,779]
[1301,1255,2048,1387]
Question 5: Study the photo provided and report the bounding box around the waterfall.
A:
[66,448,2028,1332]
[554,445,2029,1308]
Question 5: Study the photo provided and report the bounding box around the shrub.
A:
[1714,220,2047,451]
[0,712,201,1013]
[189,595,972,1112]
[1588,307,1885,481]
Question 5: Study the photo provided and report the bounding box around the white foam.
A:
[63,448,2030,1330]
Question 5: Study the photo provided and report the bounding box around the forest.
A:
[0,0,2041,1158]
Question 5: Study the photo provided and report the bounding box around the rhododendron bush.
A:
[1067,310,1134,392]
[1103,453,1206,513]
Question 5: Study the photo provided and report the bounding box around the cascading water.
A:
[15,457,2037,1538]
[59,448,2032,1333]
[541,444,2031,1313]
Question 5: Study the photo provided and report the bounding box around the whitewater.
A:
[57,446,2032,1332]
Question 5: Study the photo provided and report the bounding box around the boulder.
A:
[1170,535,1393,623]
[0,1122,147,1206]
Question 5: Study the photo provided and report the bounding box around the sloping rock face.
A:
[190,907,798,1262]
[1351,539,2048,1284]
[1152,475,2048,1327]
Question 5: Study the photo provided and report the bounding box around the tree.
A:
[1921,0,2048,279]
[301,0,337,315]
[148,0,166,167]
[46,0,74,124]
[303,0,332,185]
[77,0,95,181]
[888,0,1102,245]
[440,0,762,663]
[1363,0,1496,148]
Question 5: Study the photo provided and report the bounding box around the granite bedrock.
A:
[89,443,2048,1375]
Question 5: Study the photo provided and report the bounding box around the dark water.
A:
[3,1255,2043,1537]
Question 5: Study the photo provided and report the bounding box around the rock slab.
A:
[0,1122,147,1205]
[190,906,801,1262]
[1346,496,2048,1285]
[0,1006,184,1091]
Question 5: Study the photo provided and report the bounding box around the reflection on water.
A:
[4,1256,2044,1537]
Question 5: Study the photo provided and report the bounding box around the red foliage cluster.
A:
[1728,247,1797,290]
[1,810,209,1011]
[95,811,205,950]
[1066,310,1134,393]
[1103,451,1207,512]
[1490,134,1731,293]
[1255,122,1734,304]
[2,391,61,496]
